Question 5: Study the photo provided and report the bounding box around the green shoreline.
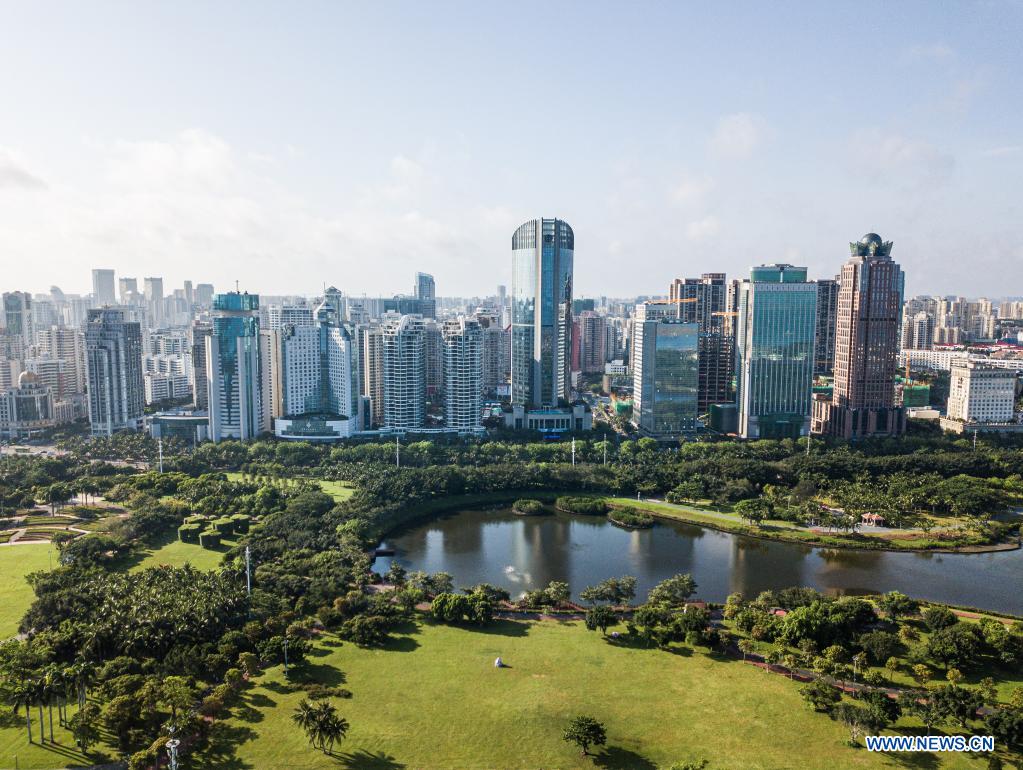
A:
[379,490,1020,555]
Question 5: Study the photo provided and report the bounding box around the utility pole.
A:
[158,437,164,473]
[603,437,607,466]
[805,434,811,457]
[245,545,251,596]
[571,438,576,466]
[395,435,400,468]
[283,637,290,673]
[973,429,978,451]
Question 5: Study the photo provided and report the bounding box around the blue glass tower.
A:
[208,291,263,441]
[511,218,574,407]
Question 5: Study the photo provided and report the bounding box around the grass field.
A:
[200,620,984,770]
[0,544,54,638]
[129,536,233,572]
[224,472,354,502]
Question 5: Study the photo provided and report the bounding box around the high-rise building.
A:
[272,301,357,439]
[668,273,732,411]
[443,316,483,432]
[631,303,699,437]
[91,269,116,306]
[266,303,314,330]
[144,277,164,326]
[207,292,263,441]
[901,311,934,351]
[511,218,574,407]
[3,292,34,349]
[190,322,212,411]
[35,325,86,394]
[84,308,144,436]
[119,277,140,305]
[811,234,905,439]
[480,321,509,394]
[814,278,839,376]
[414,273,437,319]
[573,311,607,374]
[359,324,385,427]
[735,264,818,439]
[423,320,445,399]
[382,314,425,429]
[195,283,215,309]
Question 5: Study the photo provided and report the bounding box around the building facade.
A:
[668,272,732,412]
[382,314,426,429]
[631,306,699,438]
[414,272,437,319]
[92,269,116,306]
[812,234,906,439]
[813,277,839,376]
[207,292,263,441]
[735,265,818,439]
[511,218,574,407]
[443,316,483,432]
[945,360,1017,425]
[84,308,144,435]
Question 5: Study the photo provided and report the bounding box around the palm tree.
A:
[292,699,319,748]
[313,701,348,755]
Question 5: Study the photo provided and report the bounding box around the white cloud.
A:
[710,113,766,160]
[904,43,955,61]
[668,173,713,208]
[850,130,955,187]
[0,149,47,191]
[686,215,719,241]
[982,146,1022,158]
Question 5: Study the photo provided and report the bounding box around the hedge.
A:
[229,513,252,533]
[211,517,235,535]
[198,529,222,548]
[178,523,203,543]
[607,506,654,529]
[511,499,545,516]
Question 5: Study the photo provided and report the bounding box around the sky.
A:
[1,1,1021,300]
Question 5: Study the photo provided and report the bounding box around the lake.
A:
[373,508,1023,614]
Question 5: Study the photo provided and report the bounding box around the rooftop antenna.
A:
[235,279,240,292]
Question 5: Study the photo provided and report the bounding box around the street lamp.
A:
[283,637,289,674]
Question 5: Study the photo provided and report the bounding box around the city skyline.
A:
[2,2,1022,298]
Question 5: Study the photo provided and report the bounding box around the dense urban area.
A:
[2,225,1023,769]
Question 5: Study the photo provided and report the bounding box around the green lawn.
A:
[129,536,233,572]
[224,472,354,501]
[201,620,983,770]
[0,544,55,639]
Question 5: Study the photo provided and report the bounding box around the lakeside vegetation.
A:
[0,432,1020,767]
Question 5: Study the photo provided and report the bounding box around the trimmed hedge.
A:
[511,499,545,516]
[229,513,251,533]
[178,523,203,543]
[211,517,235,535]
[556,496,609,515]
[198,529,222,548]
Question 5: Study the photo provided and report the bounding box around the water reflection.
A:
[374,508,1023,614]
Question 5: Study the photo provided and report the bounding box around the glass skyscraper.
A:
[735,264,817,439]
[511,218,574,408]
[632,303,699,437]
[208,291,263,441]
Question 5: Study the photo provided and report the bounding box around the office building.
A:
[2,292,34,349]
[511,218,574,407]
[941,359,1017,431]
[812,234,906,439]
[190,322,212,410]
[382,314,425,429]
[668,272,732,411]
[0,372,58,438]
[414,272,437,319]
[481,320,510,394]
[735,264,818,439]
[207,292,263,441]
[573,311,607,374]
[195,283,215,309]
[84,308,144,436]
[443,316,483,432]
[92,269,116,306]
[814,278,839,376]
[631,303,699,438]
[266,303,313,330]
[119,277,140,305]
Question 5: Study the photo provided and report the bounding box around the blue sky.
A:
[1,1,1021,298]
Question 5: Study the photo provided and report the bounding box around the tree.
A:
[884,656,900,682]
[735,498,770,529]
[585,605,619,636]
[159,675,194,722]
[68,704,100,752]
[647,573,697,606]
[831,703,870,746]
[563,715,607,756]
[927,624,982,669]
[800,677,840,712]
[931,684,983,729]
[738,639,757,662]
[858,631,901,665]
[876,591,918,621]
[580,576,637,606]
[922,606,958,632]
[912,664,932,688]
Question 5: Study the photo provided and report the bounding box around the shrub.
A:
[229,513,251,533]
[556,496,608,515]
[212,516,235,535]
[512,499,545,516]
[607,506,654,529]
[178,523,203,543]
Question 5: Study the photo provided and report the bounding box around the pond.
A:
[373,508,1023,614]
